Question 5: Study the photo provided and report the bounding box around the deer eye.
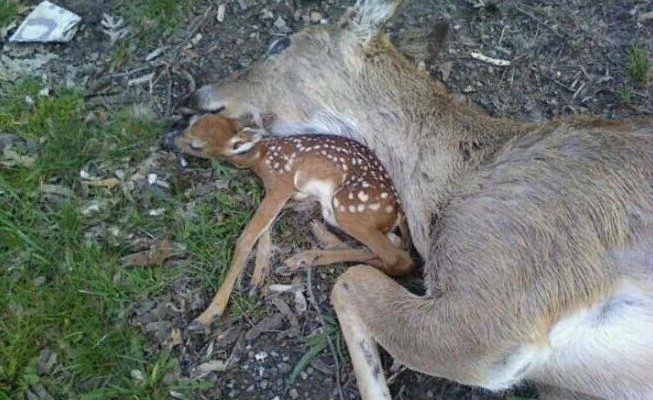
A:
[265,37,290,58]
[232,140,243,150]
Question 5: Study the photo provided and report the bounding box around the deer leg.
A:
[331,265,393,400]
[284,247,379,270]
[193,190,291,326]
[309,219,348,249]
[338,222,414,277]
[249,227,272,293]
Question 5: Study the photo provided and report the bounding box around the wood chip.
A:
[470,52,511,66]
[86,177,120,188]
[127,72,154,86]
[216,4,226,22]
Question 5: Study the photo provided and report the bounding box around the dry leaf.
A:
[168,327,182,348]
[121,239,182,267]
[1,147,35,167]
[86,178,120,188]
[192,360,228,378]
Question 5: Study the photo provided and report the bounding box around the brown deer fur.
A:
[162,114,413,325]
[182,0,653,398]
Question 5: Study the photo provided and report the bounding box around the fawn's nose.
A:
[160,129,182,150]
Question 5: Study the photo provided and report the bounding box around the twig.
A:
[513,4,566,39]
[172,4,215,57]
[165,66,173,116]
[306,268,345,400]
[470,52,511,67]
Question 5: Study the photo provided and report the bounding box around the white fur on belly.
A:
[297,178,337,226]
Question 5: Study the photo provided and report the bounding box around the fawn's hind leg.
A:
[284,247,378,269]
[338,221,414,277]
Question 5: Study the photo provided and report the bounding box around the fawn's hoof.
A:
[187,317,214,333]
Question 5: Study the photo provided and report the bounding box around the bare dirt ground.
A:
[2,0,652,399]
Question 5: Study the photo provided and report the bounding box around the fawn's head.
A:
[162,114,263,160]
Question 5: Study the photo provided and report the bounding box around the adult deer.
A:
[187,0,653,398]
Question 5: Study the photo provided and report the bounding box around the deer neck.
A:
[347,77,527,256]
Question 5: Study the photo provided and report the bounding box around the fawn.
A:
[186,0,653,398]
[162,114,413,326]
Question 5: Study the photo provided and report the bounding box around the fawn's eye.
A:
[265,37,290,58]
[190,139,205,149]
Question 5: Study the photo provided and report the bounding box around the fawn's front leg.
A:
[193,189,292,326]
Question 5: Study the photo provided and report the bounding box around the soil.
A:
[2,0,652,399]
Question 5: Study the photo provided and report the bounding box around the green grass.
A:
[0,79,257,398]
[0,0,20,27]
[118,0,198,43]
[624,45,650,86]
[617,86,632,105]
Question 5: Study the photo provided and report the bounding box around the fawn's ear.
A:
[341,0,405,42]
[230,127,264,154]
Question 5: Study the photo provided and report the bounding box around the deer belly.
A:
[297,179,338,226]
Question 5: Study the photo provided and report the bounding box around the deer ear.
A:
[341,0,404,40]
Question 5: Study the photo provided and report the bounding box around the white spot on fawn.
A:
[385,205,394,213]
[348,205,356,213]
[357,204,365,212]
[369,203,381,211]
[380,192,389,199]
[358,192,369,202]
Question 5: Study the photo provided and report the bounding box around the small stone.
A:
[259,380,268,389]
[261,9,274,20]
[289,388,299,399]
[131,369,145,381]
[33,276,46,287]
[273,16,287,31]
[37,348,57,375]
[147,173,157,185]
[277,362,291,373]
[309,11,322,24]
[237,0,247,11]
[462,85,475,93]
[638,11,653,24]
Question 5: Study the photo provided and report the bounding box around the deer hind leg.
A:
[309,219,348,249]
[339,222,414,277]
[284,247,378,270]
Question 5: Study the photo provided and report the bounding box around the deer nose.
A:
[160,129,181,150]
[188,84,224,112]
